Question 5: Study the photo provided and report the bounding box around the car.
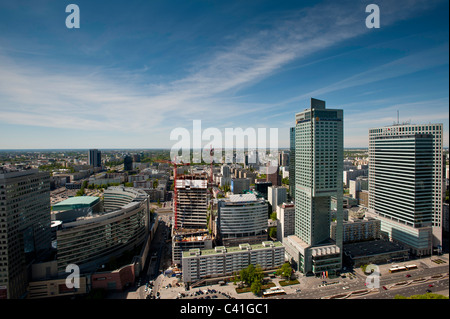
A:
[428,284,434,287]
[405,274,411,278]
[382,286,387,290]
[426,289,432,293]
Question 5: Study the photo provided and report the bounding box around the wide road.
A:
[354,278,449,299]
[276,265,449,300]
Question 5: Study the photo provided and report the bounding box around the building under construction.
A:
[175,174,208,229]
[172,173,213,266]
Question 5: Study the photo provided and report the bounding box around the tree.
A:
[250,280,262,296]
[268,227,277,238]
[276,262,293,279]
[239,264,263,287]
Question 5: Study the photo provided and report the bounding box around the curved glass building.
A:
[217,193,268,246]
[56,186,149,274]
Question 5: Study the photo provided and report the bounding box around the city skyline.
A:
[0,0,448,150]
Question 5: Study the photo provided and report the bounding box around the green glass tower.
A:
[290,98,343,275]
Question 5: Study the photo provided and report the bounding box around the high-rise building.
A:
[289,127,295,199]
[0,168,51,299]
[175,174,208,229]
[123,155,133,171]
[284,98,343,276]
[367,123,444,254]
[88,149,102,168]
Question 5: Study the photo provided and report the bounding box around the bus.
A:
[405,264,418,270]
[389,266,407,273]
[262,287,286,298]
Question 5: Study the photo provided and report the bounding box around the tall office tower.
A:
[284,98,343,275]
[123,155,133,171]
[0,168,51,299]
[289,127,295,199]
[175,174,208,229]
[367,123,444,254]
[278,151,289,167]
[88,149,102,168]
[221,165,231,178]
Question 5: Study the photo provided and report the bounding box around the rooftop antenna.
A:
[397,110,399,125]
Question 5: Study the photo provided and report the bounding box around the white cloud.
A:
[0,0,447,148]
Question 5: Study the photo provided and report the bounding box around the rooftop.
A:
[183,241,283,257]
[228,193,257,202]
[343,240,408,258]
[52,196,100,210]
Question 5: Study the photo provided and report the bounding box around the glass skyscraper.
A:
[0,168,51,299]
[88,149,102,168]
[289,127,295,199]
[284,98,343,275]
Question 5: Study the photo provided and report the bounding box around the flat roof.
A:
[344,240,408,258]
[183,241,283,257]
[52,196,100,210]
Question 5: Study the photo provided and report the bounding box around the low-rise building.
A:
[182,241,284,285]
[330,217,381,243]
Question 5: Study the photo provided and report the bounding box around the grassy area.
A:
[235,282,276,294]
[395,293,448,299]
[279,279,300,287]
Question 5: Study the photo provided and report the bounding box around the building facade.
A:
[0,168,52,299]
[88,149,102,168]
[182,241,284,285]
[330,217,381,243]
[276,203,295,242]
[289,127,296,199]
[268,186,287,210]
[56,186,150,274]
[368,123,443,253]
[231,178,251,195]
[217,194,268,247]
[175,175,208,229]
[286,98,343,275]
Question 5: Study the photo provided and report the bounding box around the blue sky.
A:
[0,0,448,149]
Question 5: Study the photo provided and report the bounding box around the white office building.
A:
[368,123,444,254]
